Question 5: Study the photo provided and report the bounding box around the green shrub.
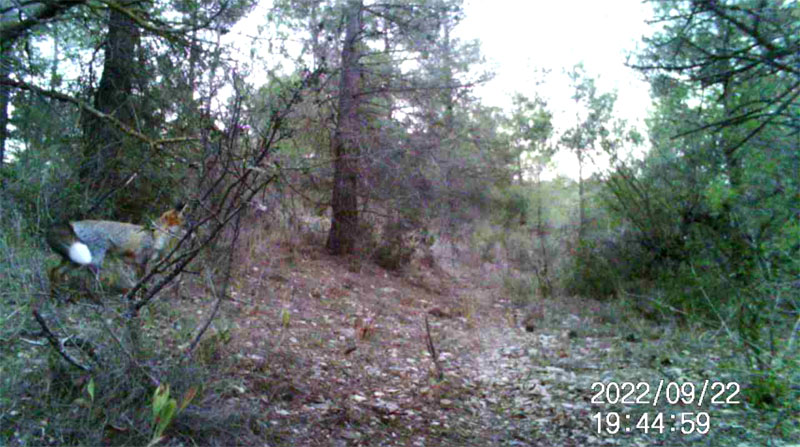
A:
[373,243,413,271]
[563,242,617,299]
[372,219,431,271]
[503,275,537,307]
[743,371,791,410]
[470,223,503,263]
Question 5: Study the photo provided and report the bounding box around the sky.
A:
[454,0,656,178]
[226,0,655,126]
[457,0,654,126]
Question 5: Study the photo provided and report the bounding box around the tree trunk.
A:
[533,169,551,297]
[577,150,585,242]
[326,0,362,255]
[81,5,139,214]
[0,52,9,176]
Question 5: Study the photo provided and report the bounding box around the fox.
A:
[47,206,186,288]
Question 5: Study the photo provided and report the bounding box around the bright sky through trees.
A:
[456,0,654,179]
[458,0,653,127]
[222,0,655,179]
[228,0,653,123]
[10,0,655,179]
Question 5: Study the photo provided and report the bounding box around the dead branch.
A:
[424,315,443,381]
[32,309,91,371]
[0,79,197,149]
[187,267,227,354]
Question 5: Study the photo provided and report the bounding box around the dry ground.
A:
[158,232,795,447]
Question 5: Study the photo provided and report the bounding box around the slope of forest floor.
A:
[168,238,796,447]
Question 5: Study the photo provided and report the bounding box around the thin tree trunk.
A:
[50,25,59,89]
[0,53,9,176]
[534,170,551,297]
[326,0,363,255]
[577,151,585,242]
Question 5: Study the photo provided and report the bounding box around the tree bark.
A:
[81,5,139,211]
[0,52,9,175]
[326,0,363,255]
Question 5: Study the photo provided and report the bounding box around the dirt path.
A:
[201,245,764,446]
[202,246,600,446]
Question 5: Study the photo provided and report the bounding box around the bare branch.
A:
[424,315,443,381]
[187,267,226,354]
[32,309,91,371]
[0,79,198,148]
[0,0,86,48]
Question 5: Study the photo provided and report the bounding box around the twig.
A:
[189,199,245,354]
[690,263,735,340]
[85,172,138,216]
[621,290,689,317]
[424,315,443,381]
[95,307,159,386]
[32,309,91,371]
[187,267,225,354]
[0,79,157,147]
[784,313,800,353]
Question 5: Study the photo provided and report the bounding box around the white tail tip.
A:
[68,242,92,265]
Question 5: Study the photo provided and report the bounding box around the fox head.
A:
[151,204,188,255]
[157,208,184,229]
[154,202,188,230]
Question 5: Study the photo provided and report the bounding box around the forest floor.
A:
[169,237,796,447]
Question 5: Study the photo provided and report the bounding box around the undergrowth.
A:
[0,207,262,446]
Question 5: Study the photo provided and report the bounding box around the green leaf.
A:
[281,309,291,328]
[152,384,170,423]
[154,400,177,438]
[87,378,95,402]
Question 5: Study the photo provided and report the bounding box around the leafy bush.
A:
[563,241,618,300]
[743,371,791,410]
[372,219,432,271]
[470,223,503,263]
[503,274,537,307]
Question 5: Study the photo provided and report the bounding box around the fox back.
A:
[49,207,185,281]
[71,220,153,267]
